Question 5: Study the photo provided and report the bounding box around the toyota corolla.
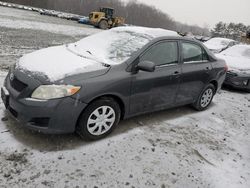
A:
[1,26,227,140]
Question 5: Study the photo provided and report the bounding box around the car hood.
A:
[16,45,109,83]
[204,43,225,52]
[216,54,250,74]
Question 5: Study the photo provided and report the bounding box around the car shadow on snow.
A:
[222,86,250,95]
[2,105,202,152]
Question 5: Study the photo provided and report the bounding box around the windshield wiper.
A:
[66,44,110,68]
[86,50,92,55]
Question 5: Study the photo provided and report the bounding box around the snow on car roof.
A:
[73,26,180,65]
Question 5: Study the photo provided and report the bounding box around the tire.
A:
[192,84,215,111]
[98,20,108,30]
[76,97,121,140]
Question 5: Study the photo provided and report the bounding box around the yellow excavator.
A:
[89,7,125,29]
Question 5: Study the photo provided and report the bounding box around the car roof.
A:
[148,36,203,45]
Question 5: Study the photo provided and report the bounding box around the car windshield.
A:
[221,45,250,59]
[69,26,179,65]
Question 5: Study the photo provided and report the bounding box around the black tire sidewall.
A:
[77,98,121,140]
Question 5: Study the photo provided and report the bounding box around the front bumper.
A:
[224,72,250,92]
[2,73,87,134]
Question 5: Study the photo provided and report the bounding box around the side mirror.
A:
[137,61,156,72]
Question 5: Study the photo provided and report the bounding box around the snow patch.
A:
[0,17,99,36]
[216,45,250,73]
[204,37,235,53]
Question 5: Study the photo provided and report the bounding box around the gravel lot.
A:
[0,6,250,188]
[0,6,99,69]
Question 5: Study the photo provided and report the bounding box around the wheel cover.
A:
[87,106,116,136]
[200,88,213,108]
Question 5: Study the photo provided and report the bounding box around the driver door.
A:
[129,40,181,115]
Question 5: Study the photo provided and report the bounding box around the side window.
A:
[182,42,203,62]
[140,41,178,66]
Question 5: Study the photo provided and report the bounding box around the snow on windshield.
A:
[221,45,250,58]
[72,26,179,65]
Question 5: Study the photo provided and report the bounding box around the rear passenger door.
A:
[176,41,212,104]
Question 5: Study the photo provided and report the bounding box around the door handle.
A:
[172,71,180,78]
[206,66,212,70]
[173,71,180,75]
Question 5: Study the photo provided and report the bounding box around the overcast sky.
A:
[122,0,250,28]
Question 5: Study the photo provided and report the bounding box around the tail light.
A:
[225,64,228,72]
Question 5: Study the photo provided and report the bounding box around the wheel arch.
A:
[76,94,126,130]
[209,80,218,92]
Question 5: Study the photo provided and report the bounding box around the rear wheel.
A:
[193,84,215,111]
[99,20,109,30]
[76,98,121,140]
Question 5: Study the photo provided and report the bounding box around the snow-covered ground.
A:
[0,6,250,188]
[0,1,84,21]
[0,6,99,36]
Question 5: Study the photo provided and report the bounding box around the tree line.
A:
[211,21,250,40]
[4,0,210,36]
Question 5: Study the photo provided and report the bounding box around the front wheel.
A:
[76,97,121,140]
[192,84,215,111]
[98,20,108,30]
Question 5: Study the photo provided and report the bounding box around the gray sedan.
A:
[1,27,227,140]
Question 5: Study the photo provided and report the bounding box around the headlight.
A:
[243,80,249,86]
[31,85,81,100]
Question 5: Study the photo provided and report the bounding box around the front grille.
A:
[10,77,27,92]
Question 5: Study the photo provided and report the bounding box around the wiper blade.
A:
[66,44,110,67]
[86,50,92,55]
